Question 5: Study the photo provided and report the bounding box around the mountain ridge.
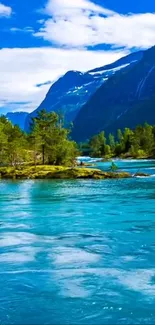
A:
[4,47,155,141]
[24,49,142,132]
[72,46,155,141]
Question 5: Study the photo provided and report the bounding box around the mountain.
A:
[6,112,29,130]
[72,46,155,142]
[88,50,143,74]
[25,50,143,131]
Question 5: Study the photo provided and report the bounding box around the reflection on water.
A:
[0,160,155,324]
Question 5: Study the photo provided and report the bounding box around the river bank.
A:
[0,165,131,180]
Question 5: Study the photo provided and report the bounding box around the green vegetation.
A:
[110,162,118,172]
[0,110,78,167]
[0,165,131,180]
[0,110,153,179]
[81,124,155,159]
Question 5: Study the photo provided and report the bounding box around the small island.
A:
[0,110,153,180]
[0,165,131,180]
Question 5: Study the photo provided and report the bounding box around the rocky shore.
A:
[0,166,132,180]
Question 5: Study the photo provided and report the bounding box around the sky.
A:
[0,0,155,114]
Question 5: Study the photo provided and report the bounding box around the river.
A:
[0,159,155,324]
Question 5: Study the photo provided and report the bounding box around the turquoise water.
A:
[0,160,155,325]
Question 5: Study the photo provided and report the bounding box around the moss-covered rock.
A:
[134,172,150,177]
[77,162,96,167]
[0,165,131,180]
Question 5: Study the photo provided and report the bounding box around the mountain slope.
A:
[6,112,29,130]
[72,46,155,142]
[25,50,143,131]
[88,50,143,74]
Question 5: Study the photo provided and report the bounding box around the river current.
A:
[0,159,155,324]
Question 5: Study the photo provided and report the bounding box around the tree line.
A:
[80,124,155,158]
[0,109,155,167]
[0,110,77,167]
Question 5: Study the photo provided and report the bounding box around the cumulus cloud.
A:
[1,0,154,114]
[44,0,115,17]
[34,0,155,49]
[0,2,12,17]
[0,47,128,113]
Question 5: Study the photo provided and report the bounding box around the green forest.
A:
[0,110,78,167]
[81,124,155,159]
[0,109,155,168]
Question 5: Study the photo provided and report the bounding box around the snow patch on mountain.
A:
[25,50,143,131]
[89,63,131,75]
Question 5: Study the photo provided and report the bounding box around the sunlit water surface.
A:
[0,160,155,324]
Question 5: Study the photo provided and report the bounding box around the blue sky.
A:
[0,0,155,113]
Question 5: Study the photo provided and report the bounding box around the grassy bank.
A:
[0,165,131,180]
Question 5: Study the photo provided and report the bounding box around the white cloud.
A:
[0,2,12,17]
[34,0,155,49]
[10,27,34,33]
[0,47,128,113]
[44,0,115,17]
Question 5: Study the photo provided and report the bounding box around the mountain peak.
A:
[24,49,144,132]
[64,70,84,76]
